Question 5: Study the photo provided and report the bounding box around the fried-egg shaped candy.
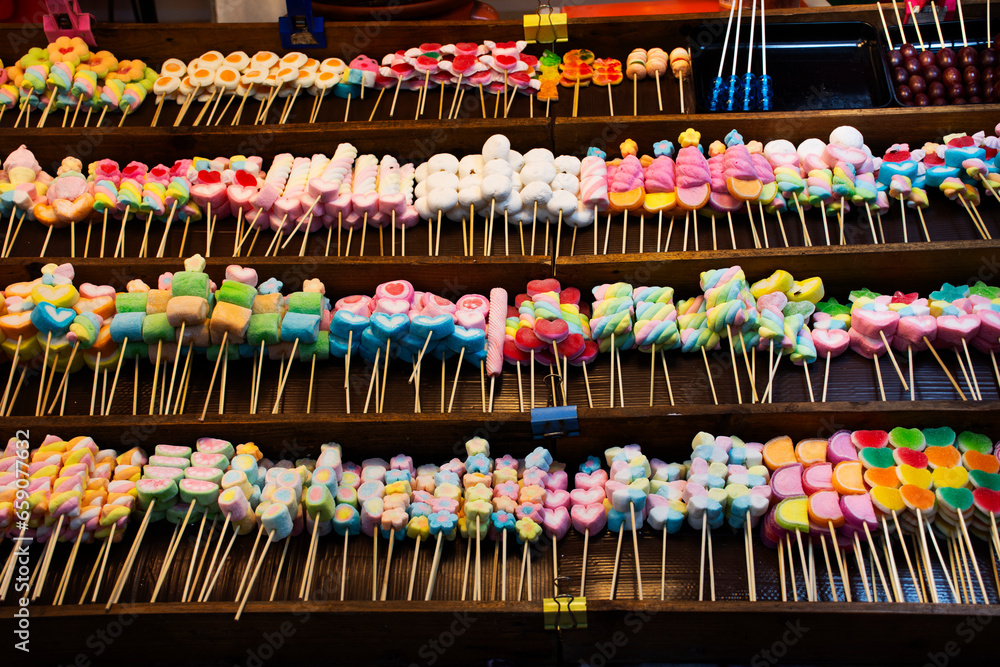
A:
[250,51,280,70]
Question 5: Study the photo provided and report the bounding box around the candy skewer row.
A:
[3,261,1000,417]
[4,427,1000,608]
[5,123,1000,260]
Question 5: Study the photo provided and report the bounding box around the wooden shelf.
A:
[5,599,998,665]
[3,6,1000,666]
[2,400,994,459]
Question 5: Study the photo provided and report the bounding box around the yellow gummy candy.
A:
[787,277,825,304]
[896,464,932,489]
[871,486,906,513]
[931,466,969,489]
[750,270,794,299]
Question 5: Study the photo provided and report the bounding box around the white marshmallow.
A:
[458,186,484,208]
[762,139,796,163]
[482,134,511,161]
[496,189,522,213]
[427,188,459,214]
[554,155,581,175]
[414,181,429,200]
[524,148,555,163]
[551,172,579,195]
[414,196,431,219]
[828,126,864,149]
[507,149,525,173]
[428,153,460,174]
[483,159,513,178]
[512,207,533,224]
[458,154,485,177]
[520,161,556,185]
[567,203,595,228]
[520,181,552,204]
[426,171,459,191]
[458,175,482,190]
[481,174,512,200]
[796,138,826,161]
[547,190,578,216]
[415,162,430,181]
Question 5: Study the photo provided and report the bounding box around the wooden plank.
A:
[2,400,994,467]
[554,105,1000,158]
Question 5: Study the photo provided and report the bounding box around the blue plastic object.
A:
[279,0,326,49]
[530,406,579,439]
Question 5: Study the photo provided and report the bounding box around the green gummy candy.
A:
[179,479,220,506]
[970,470,1000,491]
[957,431,992,454]
[936,487,974,512]
[888,427,926,451]
[922,427,956,448]
[197,438,235,459]
[136,479,177,507]
[123,340,148,359]
[782,301,815,320]
[207,343,240,361]
[116,292,148,313]
[299,331,330,361]
[142,508,168,522]
[849,288,880,301]
[185,467,224,484]
[166,502,205,523]
[216,280,257,309]
[859,447,896,469]
[969,281,1000,300]
[247,313,281,346]
[816,298,851,317]
[287,291,323,315]
[171,271,210,299]
[142,312,175,343]
[154,444,191,458]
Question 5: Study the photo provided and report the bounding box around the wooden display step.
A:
[9,601,1000,665]
[3,400,995,463]
[3,242,999,418]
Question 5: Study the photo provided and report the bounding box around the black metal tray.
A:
[691,20,893,112]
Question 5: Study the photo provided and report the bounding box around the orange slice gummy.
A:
[763,436,796,471]
[795,439,828,467]
[726,177,762,201]
[608,187,646,213]
[832,461,866,495]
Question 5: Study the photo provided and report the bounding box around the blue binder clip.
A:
[43,0,97,48]
[279,0,326,49]
[530,406,579,439]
